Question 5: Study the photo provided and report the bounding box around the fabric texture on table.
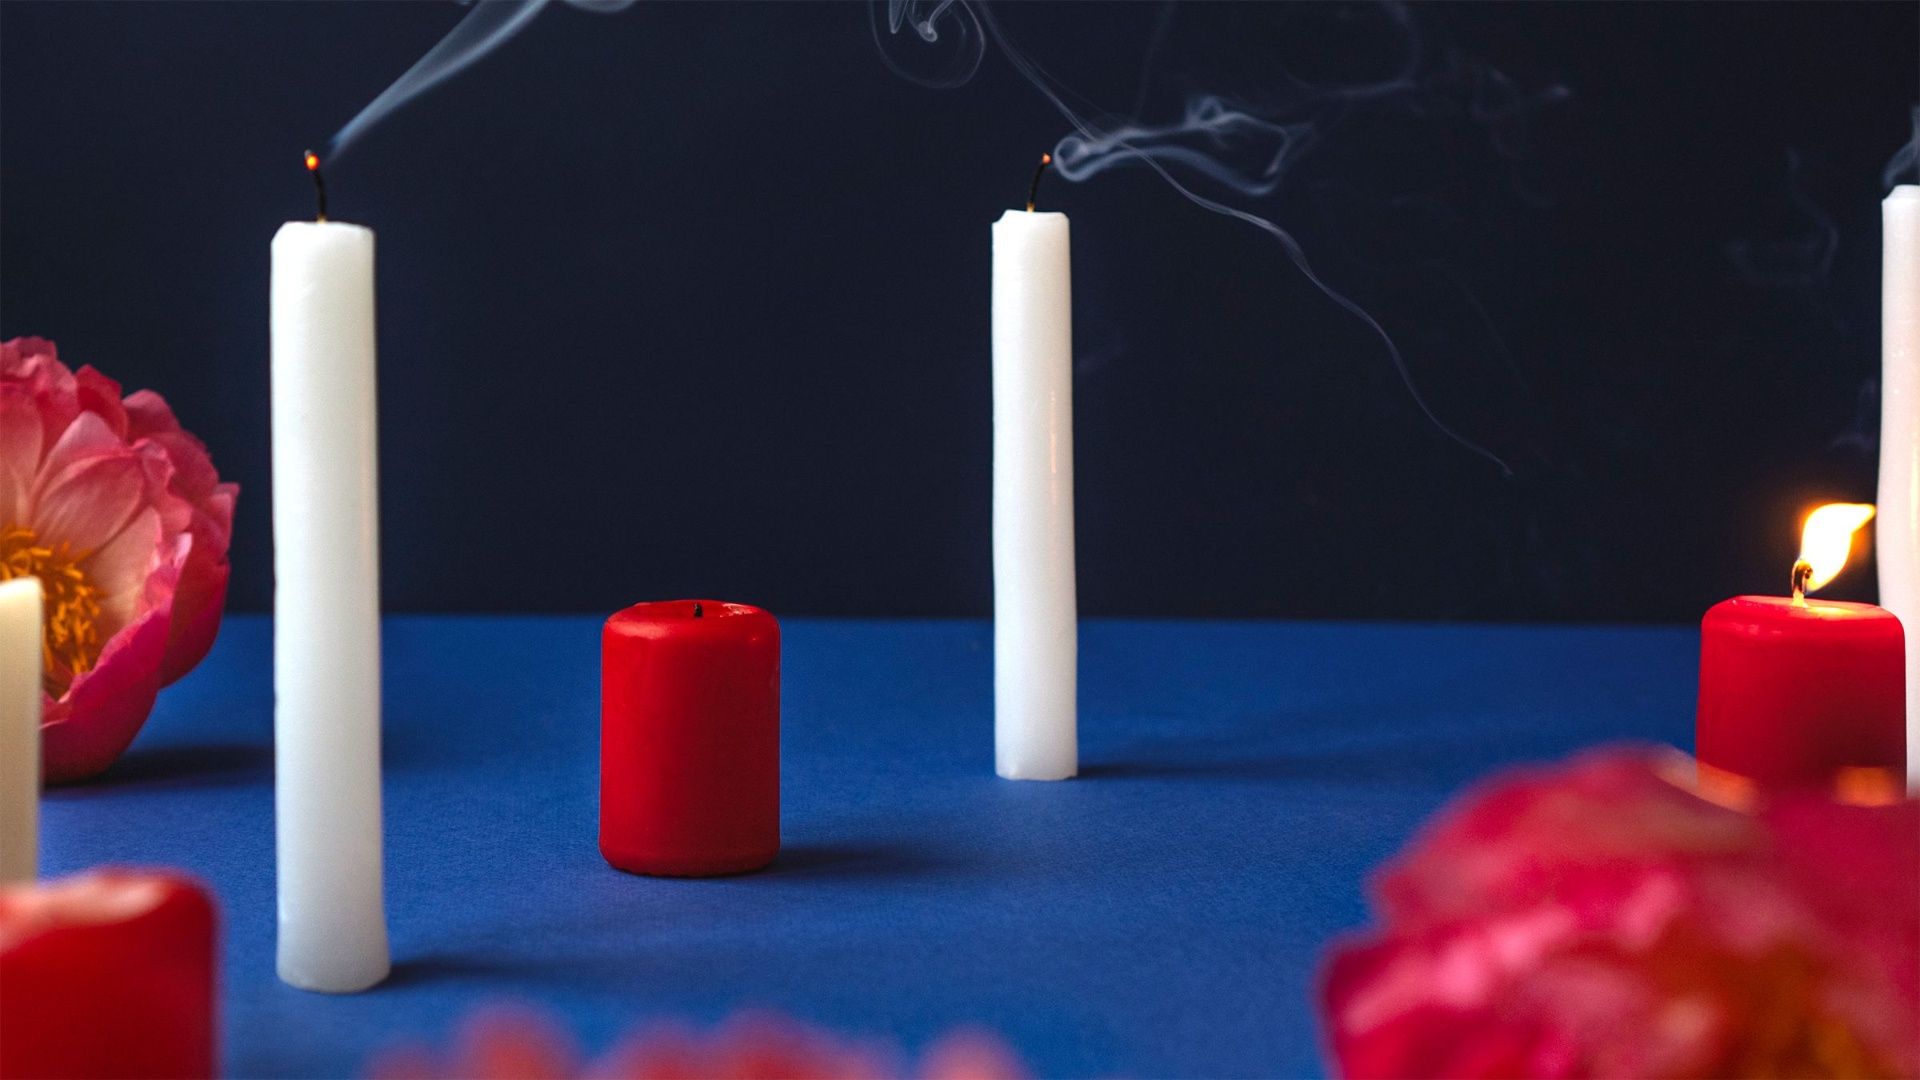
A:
[40,616,1697,1078]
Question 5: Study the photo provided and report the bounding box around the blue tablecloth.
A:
[41,616,1698,1078]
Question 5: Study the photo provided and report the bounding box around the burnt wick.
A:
[1026,152,1052,213]
[304,150,328,222]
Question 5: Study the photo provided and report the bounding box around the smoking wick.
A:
[304,151,329,223]
[1027,153,1052,213]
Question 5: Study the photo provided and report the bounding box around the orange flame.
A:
[304,151,320,172]
[1798,503,1875,593]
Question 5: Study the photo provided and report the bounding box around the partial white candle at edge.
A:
[992,202,1078,781]
[1875,183,1920,794]
[270,197,389,991]
[0,576,42,883]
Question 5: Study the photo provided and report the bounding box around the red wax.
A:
[0,869,217,1080]
[601,600,780,877]
[1696,596,1906,790]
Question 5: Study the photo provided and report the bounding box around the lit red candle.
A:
[601,601,780,877]
[0,869,217,1080]
[1696,504,1907,791]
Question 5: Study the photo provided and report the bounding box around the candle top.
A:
[1720,594,1893,616]
[605,600,777,641]
[0,576,41,605]
[1708,595,1903,635]
[1889,185,1920,201]
[272,220,374,246]
[995,208,1068,225]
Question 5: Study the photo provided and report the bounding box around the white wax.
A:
[270,221,390,992]
[0,577,41,883]
[1878,184,1920,794]
[991,210,1078,780]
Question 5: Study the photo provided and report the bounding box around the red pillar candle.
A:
[1697,504,1907,790]
[1697,597,1905,788]
[0,869,217,1080]
[601,600,779,877]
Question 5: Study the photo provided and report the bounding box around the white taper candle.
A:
[992,208,1078,780]
[1877,184,1920,795]
[0,577,42,883]
[271,218,390,991]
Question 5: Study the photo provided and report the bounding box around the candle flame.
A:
[305,151,321,172]
[1798,502,1875,593]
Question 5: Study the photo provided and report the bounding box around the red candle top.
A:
[0,869,217,1080]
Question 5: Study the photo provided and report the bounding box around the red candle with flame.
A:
[601,600,779,877]
[1696,505,1907,790]
[0,869,216,1080]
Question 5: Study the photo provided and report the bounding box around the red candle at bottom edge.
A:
[0,869,217,1080]
[1696,595,1906,790]
[601,600,780,877]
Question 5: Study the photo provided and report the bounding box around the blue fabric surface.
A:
[41,616,1698,1078]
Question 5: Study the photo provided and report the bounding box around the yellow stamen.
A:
[0,525,102,695]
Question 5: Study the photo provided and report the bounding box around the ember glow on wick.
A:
[1026,153,1052,213]
[304,151,328,223]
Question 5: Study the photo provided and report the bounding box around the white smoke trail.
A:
[1886,104,1920,190]
[876,0,1564,476]
[325,0,632,161]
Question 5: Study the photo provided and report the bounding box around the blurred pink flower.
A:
[1,338,236,782]
[1320,747,1919,1079]
[369,1008,1027,1080]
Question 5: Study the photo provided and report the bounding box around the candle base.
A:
[602,846,778,879]
[995,762,1077,782]
[277,939,390,994]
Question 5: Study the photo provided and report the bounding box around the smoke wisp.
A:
[325,0,631,161]
[876,0,1575,476]
[1886,104,1920,190]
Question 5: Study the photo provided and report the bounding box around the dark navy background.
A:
[2,2,1915,619]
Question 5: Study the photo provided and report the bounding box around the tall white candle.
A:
[0,577,42,883]
[271,219,390,992]
[1877,184,1920,794]
[992,209,1077,780]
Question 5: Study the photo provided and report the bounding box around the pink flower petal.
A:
[158,528,229,687]
[124,390,222,506]
[31,448,154,557]
[39,586,174,784]
[2,341,80,457]
[73,365,128,441]
[0,385,43,526]
[119,387,180,438]
[82,506,164,639]
[32,409,126,492]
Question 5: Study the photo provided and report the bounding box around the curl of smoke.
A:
[869,0,986,89]
[326,0,633,161]
[1887,104,1920,190]
[873,0,1549,477]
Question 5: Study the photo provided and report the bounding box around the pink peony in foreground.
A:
[369,1008,1029,1080]
[1,338,236,782]
[1320,747,1919,1079]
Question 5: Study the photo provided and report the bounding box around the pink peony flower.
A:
[1,337,236,783]
[1320,747,1919,1079]
[369,1008,1028,1080]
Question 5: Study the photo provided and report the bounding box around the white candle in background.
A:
[992,205,1078,781]
[271,214,389,992]
[0,577,42,883]
[1877,183,1920,794]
